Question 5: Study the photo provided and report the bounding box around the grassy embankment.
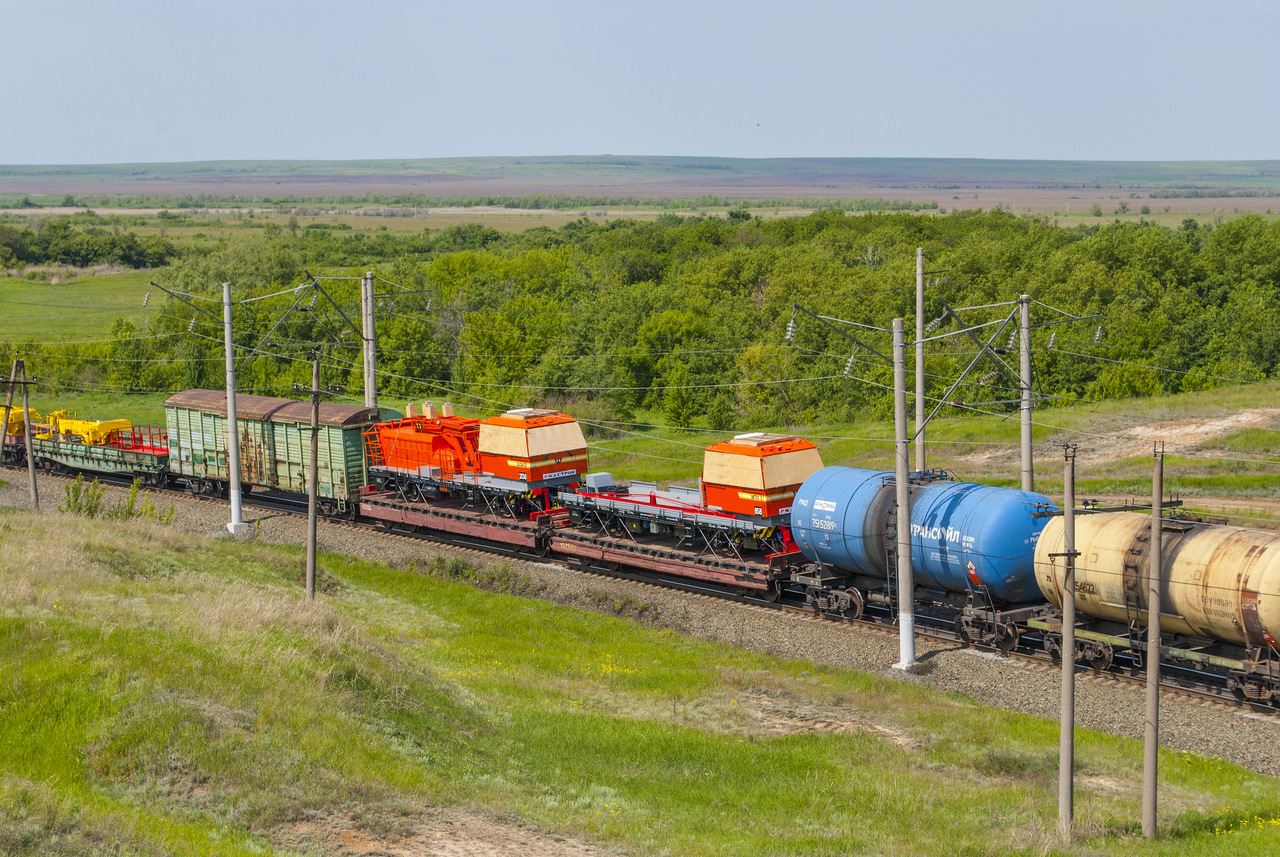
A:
[1,507,1277,855]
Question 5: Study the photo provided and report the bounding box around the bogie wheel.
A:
[759,584,782,603]
[1085,644,1113,672]
[1043,634,1063,664]
[995,624,1020,653]
[954,617,973,647]
[842,588,865,620]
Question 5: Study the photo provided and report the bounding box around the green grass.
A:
[0,270,154,339]
[1,510,1277,855]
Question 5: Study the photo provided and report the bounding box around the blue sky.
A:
[4,0,1277,164]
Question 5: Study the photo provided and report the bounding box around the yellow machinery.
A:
[39,411,132,445]
[3,407,42,436]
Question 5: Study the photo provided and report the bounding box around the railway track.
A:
[8,461,1274,718]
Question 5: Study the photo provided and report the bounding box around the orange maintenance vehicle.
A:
[700,433,824,519]
[364,402,588,514]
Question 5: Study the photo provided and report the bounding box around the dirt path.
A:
[276,809,608,857]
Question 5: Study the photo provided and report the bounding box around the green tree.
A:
[706,394,737,431]
[662,364,694,429]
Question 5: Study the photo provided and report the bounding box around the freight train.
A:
[2,389,1277,706]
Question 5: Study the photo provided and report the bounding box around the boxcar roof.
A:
[164,389,380,427]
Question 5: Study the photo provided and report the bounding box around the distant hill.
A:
[3,156,1280,200]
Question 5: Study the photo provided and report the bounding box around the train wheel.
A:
[759,584,782,603]
[995,623,1020,653]
[1084,643,1113,672]
[955,617,973,647]
[1043,634,1063,664]
[842,588,865,620]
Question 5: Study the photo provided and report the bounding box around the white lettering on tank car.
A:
[810,518,837,531]
[910,523,964,542]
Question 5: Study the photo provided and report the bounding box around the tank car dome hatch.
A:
[791,466,1054,603]
[1036,513,1280,650]
[478,409,588,487]
[701,433,824,519]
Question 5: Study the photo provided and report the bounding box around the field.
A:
[3,156,1280,225]
[0,270,152,338]
[1,507,1277,855]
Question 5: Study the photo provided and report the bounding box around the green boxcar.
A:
[164,390,382,512]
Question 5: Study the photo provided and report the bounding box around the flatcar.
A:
[559,432,824,559]
[28,411,170,486]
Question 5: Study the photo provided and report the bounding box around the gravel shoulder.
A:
[5,472,1279,780]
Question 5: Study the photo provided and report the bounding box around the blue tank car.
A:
[790,466,1056,603]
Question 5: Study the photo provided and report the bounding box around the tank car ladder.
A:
[883,501,899,620]
[1122,521,1153,667]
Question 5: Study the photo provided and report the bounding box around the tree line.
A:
[6,210,1280,433]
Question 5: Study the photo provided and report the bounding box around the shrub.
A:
[60,476,174,524]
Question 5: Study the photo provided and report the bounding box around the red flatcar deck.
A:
[359,491,775,590]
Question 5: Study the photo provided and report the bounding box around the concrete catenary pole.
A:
[306,353,320,600]
[18,360,38,511]
[363,271,378,410]
[1143,444,1164,838]
[915,248,926,473]
[892,318,915,670]
[1059,444,1078,841]
[1019,294,1034,492]
[223,282,247,535]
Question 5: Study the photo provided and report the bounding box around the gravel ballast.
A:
[5,471,1279,777]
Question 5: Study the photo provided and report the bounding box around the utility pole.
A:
[223,282,248,535]
[1143,444,1164,839]
[892,318,915,670]
[362,271,377,410]
[915,248,925,472]
[1058,444,1079,842]
[306,353,321,600]
[1019,294,1034,492]
[19,361,36,510]
[2,359,16,468]
[4,359,38,510]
